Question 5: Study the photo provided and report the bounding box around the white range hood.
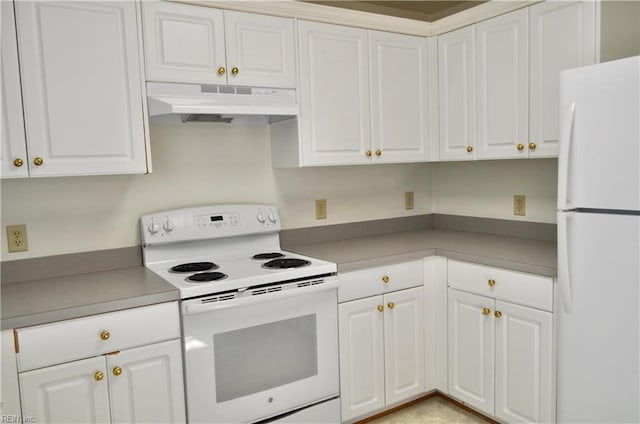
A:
[146,82,298,124]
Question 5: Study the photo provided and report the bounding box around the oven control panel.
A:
[141,204,280,245]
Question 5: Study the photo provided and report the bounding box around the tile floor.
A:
[367,396,489,424]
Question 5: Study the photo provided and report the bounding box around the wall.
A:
[600,0,640,62]
[0,123,432,259]
[432,158,558,224]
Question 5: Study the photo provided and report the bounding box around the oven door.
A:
[181,277,339,424]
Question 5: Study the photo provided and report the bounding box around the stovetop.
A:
[140,205,337,299]
[145,250,336,299]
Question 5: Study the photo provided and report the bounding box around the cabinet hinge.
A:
[13,329,19,353]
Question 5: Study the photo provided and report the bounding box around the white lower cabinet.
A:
[338,262,425,423]
[447,260,554,423]
[16,302,185,424]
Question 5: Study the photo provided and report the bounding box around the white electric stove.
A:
[140,204,340,424]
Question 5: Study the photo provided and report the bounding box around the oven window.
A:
[213,314,318,402]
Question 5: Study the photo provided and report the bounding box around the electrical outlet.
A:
[514,195,526,216]
[315,199,327,220]
[7,224,28,253]
[405,192,415,210]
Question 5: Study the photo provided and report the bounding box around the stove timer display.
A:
[194,213,240,229]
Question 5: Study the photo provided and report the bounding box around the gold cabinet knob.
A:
[495,311,503,318]
[387,302,395,310]
[382,275,390,283]
[466,146,473,153]
[488,279,496,287]
[112,366,122,376]
[377,305,384,312]
[94,371,104,381]
[365,150,372,157]
[100,330,110,341]
[529,142,537,150]
[217,67,226,75]
[375,149,382,156]
[517,144,525,151]
[231,67,239,75]
[33,157,43,166]
[13,158,24,167]
[482,307,491,315]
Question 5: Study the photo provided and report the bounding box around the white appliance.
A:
[141,204,340,424]
[557,56,640,423]
[146,82,298,124]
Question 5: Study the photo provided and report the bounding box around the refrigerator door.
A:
[557,211,640,423]
[558,56,639,212]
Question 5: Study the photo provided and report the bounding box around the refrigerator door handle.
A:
[557,102,576,211]
[557,212,574,313]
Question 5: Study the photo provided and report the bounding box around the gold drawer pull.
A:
[482,307,491,315]
[382,275,390,283]
[13,158,23,167]
[495,311,503,318]
[217,67,226,75]
[94,371,104,381]
[33,157,43,166]
[231,67,239,75]
[100,330,110,341]
[113,366,122,376]
[517,144,525,151]
[466,146,473,153]
[387,302,395,310]
[488,279,496,287]
[377,305,384,312]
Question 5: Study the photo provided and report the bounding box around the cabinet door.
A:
[476,9,529,160]
[298,21,371,166]
[369,31,429,163]
[448,288,494,416]
[438,26,476,161]
[20,356,111,423]
[529,1,596,157]
[108,340,186,424]
[15,2,148,176]
[1,0,28,178]
[142,1,226,84]
[224,11,296,88]
[494,301,553,424]
[384,287,425,405]
[339,296,385,422]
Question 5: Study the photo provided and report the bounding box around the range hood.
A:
[146,82,298,124]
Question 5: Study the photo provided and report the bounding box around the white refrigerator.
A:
[557,55,640,423]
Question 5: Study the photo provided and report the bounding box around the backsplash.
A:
[0,123,432,259]
[0,124,558,260]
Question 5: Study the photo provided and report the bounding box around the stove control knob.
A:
[163,220,175,232]
[148,221,160,234]
[257,212,266,223]
[268,212,278,223]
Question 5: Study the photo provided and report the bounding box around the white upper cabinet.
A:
[286,21,434,167]
[475,9,529,160]
[1,1,28,178]
[297,21,371,166]
[142,2,226,85]
[437,1,596,161]
[369,31,430,163]
[142,2,296,88]
[438,26,476,161]
[14,1,149,177]
[224,11,296,88]
[529,1,596,157]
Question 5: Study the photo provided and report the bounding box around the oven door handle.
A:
[182,278,340,315]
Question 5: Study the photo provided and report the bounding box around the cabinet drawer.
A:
[447,260,553,311]
[16,302,180,372]
[339,260,423,302]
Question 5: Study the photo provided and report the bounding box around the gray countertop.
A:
[1,267,179,330]
[284,228,557,277]
[1,226,556,330]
